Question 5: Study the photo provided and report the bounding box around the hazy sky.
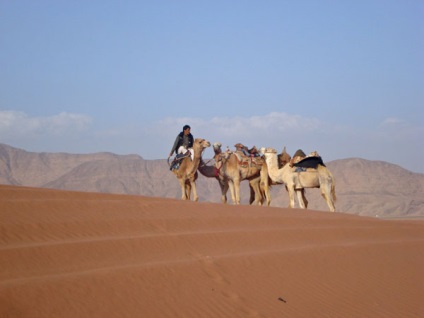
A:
[1,1,423,173]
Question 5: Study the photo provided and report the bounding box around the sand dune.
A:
[1,185,423,317]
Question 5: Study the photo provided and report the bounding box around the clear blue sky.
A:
[1,0,423,172]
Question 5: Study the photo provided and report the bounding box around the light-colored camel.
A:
[171,138,211,201]
[274,147,309,209]
[214,143,270,205]
[261,147,336,212]
[254,146,299,207]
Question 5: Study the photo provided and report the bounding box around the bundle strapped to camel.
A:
[293,156,326,169]
[232,151,263,168]
[233,143,263,168]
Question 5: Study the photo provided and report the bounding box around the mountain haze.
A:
[1,143,423,217]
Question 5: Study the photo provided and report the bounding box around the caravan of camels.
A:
[169,138,336,212]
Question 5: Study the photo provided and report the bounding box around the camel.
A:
[170,138,211,201]
[198,143,257,204]
[213,143,270,205]
[198,159,229,203]
[274,147,309,209]
[255,146,305,207]
[261,147,336,212]
[198,145,229,204]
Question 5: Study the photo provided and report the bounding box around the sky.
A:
[0,0,423,173]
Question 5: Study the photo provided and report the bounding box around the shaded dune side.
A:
[1,185,423,318]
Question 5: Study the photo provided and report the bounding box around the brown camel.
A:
[171,138,211,201]
[198,159,229,203]
[213,143,270,205]
[198,144,229,203]
[261,147,336,212]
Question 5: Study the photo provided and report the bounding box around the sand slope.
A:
[1,185,423,318]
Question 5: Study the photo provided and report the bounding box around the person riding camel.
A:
[168,125,194,170]
[169,124,194,159]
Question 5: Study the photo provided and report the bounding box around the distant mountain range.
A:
[1,143,423,217]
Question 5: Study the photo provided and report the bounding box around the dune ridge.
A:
[1,185,423,317]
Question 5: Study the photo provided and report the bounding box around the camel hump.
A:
[293,149,306,157]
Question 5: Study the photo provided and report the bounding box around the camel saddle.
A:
[169,151,191,171]
[233,151,263,168]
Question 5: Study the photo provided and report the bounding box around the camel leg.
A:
[296,189,306,209]
[249,184,255,205]
[228,181,237,204]
[253,182,262,205]
[284,185,290,208]
[249,178,262,205]
[186,182,191,200]
[321,185,335,212]
[259,167,270,206]
[190,180,199,202]
[234,178,241,205]
[258,186,266,206]
[260,180,271,207]
[287,186,296,208]
[218,180,228,204]
[331,182,337,211]
[300,189,308,209]
[180,179,188,200]
[264,187,271,206]
[319,176,336,212]
[249,183,262,205]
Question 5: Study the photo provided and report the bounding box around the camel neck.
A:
[265,154,282,181]
[186,151,201,176]
[198,158,215,177]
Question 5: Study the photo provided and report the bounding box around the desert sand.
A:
[1,185,423,318]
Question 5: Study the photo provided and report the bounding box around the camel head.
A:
[260,148,276,160]
[213,142,222,154]
[234,143,247,151]
[279,146,291,167]
[193,138,211,153]
[262,147,277,155]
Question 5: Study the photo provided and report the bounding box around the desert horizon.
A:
[1,142,424,218]
[1,184,423,317]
